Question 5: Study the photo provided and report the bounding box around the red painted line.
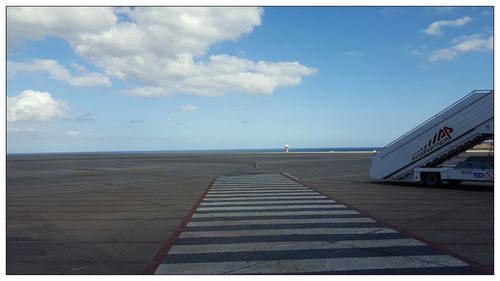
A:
[280,173,492,275]
[7,241,165,244]
[142,177,217,275]
[12,260,148,265]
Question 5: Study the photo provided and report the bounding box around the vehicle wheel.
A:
[422,173,441,187]
[447,180,462,186]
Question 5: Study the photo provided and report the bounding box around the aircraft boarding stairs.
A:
[370,90,494,181]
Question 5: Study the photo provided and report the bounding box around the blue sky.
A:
[7,7,493,153]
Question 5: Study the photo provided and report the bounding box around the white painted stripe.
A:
[200,199,334,206]
[197,205,346,211]
[179,227,395,238]
[218,178,288,180]
[216,182,296,184]
[212,183,307,189]
[155,255,467,274]
[207,192,315,196]
[214,181,299,184]
[214,181,300,183]
[209,188,309,193]
[215,181,294,183]
[212,186,307,189]
[168,239,425,254]
[192,210,358,217]
[203,196,327,201]
[206,192,320,197]
[217,175,283,178]
[214,180,301,185]
[208,190,312,194]
[216,178,292,181]
[187,217,375,227]
[218,174,281,176]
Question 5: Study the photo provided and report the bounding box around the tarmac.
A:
[6,152,494,274]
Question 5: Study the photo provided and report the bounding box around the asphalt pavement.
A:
[6,152,493,274]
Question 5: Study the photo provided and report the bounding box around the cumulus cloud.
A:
[122,86,167,97]
[122,55,316,97]
[7,7,117,46]
[429,34,493,62]
[71,63,87,73]
[7,7,316,97]
[8,59,111,87]
[7,90,69,122]
[423,16,472,36]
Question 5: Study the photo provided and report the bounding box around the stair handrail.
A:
[381,90,493,151]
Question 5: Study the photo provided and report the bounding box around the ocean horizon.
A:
[7,147,382,156]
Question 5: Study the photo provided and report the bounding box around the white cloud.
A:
[177,105,198,112]
[429,48,459,61]
[122,86,167,97]
[7,7,117,47]
[423,16,472,36]
[7,90,69,122]
[124,55,316,97]
[71,63,87,73]
[8,59,111,87]
[7,7,316,97]
[429,34,493,62]
[453,36,493,52]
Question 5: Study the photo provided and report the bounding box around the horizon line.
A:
[7,146,383,155]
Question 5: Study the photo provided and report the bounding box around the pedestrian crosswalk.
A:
[154,174,478,274]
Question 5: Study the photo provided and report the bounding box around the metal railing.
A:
[381,90,493,151]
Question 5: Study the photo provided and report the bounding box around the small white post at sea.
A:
[285,144,289,153]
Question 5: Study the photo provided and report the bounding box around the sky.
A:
[6,6,494,153]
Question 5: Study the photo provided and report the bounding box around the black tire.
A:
[422,173,442,187]
[447,180,463,186]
